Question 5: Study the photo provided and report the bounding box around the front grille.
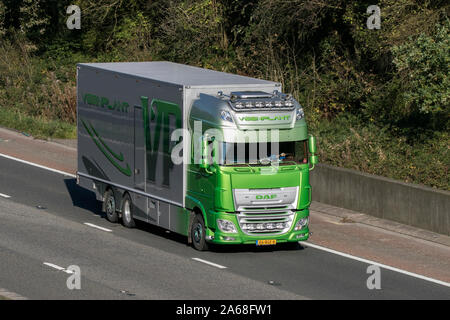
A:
[237,211,294,235]
[241,205,289,211]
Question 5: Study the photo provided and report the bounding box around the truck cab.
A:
[187,90,317,250]
[76,61,316,251]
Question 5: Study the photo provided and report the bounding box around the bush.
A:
[392,21,449,117]
[157,0,229,64]
[309,114,449,190]
[0,38,77,124]
[0,0,448,190]
[362,20,449,133]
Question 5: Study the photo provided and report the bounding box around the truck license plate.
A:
[256,239,277,246]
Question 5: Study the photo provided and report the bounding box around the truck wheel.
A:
[121,194,135,228]
[104,189,118,223]
[191,214,209,251]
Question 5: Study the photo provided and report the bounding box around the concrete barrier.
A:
[310,164,450,236]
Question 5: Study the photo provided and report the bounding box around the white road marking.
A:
[84,222,112,232]
[0,192,11,198]
[192,258,227,269]
[302,242,450,288]
[43,262,74,274]
[2,150,448,288]
[0,288,28,300]
[0,152,75,178]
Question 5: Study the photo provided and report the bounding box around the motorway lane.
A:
[0,194,306,300]
[0,244,131,300]
[0,156,449,299]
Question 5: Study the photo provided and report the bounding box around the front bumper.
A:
[206,209,310,245]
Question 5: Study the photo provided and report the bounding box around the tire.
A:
[104,189,118,223]
[121,194,135,228]
[191,214,209,251]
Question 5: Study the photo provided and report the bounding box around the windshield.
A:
[219,140,308,166]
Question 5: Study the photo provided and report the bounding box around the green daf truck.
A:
[76,61,317,250]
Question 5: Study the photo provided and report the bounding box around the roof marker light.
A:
[234,102,244,109]
[221,110,233,122]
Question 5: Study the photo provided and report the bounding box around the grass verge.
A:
[309,113,449,190]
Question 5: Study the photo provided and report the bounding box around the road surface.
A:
[0,155,449,299]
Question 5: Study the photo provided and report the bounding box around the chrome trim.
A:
[230,91,273,99]
[238,211,295,235]
[230,104,295,112]
[233,187,299,212]
[233,187,298,235]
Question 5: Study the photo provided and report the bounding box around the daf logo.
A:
[255,194,277,200]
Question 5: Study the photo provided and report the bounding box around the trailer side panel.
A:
[77,65,184,208]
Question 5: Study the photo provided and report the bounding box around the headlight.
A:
[284,100,294,107]
[234,102,244,109]
[296,107,305,120]
[295,217,309,230]
[220,110,233,122]
[217,219,238,233]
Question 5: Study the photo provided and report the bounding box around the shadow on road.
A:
[208,242,305,253]
[133,218,305,253]
[134,219,188,245]
[64,178,104,218]
[134,220,304,253]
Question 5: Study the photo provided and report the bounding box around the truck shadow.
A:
[64,178,105,218]
[131,220,305,253]
[134,218,304,252]
[207,242,306,253]
[64,178,303,253]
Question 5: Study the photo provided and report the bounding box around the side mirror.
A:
[308,135,317,154]
[199,138,209,169]
[308,135,318,170]
[200,136,216,174]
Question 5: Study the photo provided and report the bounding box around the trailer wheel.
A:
[104,189,118,223]
[121,194,135,228]
[191,213,209,251]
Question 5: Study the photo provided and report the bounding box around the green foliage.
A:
[0,1,6,37]
[0,0,448,189]
[18,0,50,39]
[113,12,151,50]
[0,107,76,139]
[0,39,77,124]
[362,20,449,131]
[157,0,229,64]
[309,114,449,190]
